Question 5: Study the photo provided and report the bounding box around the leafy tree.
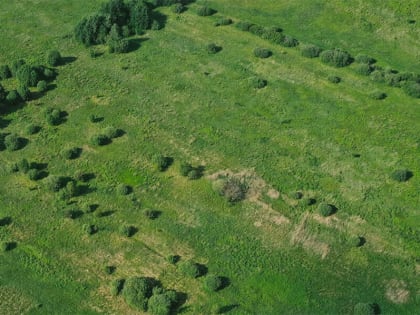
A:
[16,65,40,87]
[0,65,12,80]
[100,0,130,26]
[204,275,223,292]
[128,0,153,34]
[122,276,158,311]
[47,50,62,66]
[75,14,112,46]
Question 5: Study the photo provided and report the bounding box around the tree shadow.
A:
[0,117,11,129]
[60,56,77,66]
[218,304,240,314]
[0,216,12,226]
[4,241,17,251]
[197,263,208,277]
[96,210,115,218]
[144,209,161,220]
[219,276,231,290]
[76,184,96,197]
[30,162,48,170]
[76,172,96,182]
[171,292,188,315]
[152,11,168,30]
[64,209,84,219]
[126,37,149,53]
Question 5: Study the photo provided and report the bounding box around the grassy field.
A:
[0,0,419,314]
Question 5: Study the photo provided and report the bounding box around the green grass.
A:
[0,0,419,314]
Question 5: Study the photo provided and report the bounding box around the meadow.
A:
[0,0,419,314]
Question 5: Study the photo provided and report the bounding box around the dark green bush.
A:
[355,64,373,76]
[17,85,30,101]
[318,203,335,217]
[0,65,11,80]
[235,21,254,31]
[353,302,377,315]
[355,54,375,65]
[301,44,322,58]
[28,169,42,181]
[179,162,193,176]
[62,147,81,160]
[402,81,420,98]
[369,91,387,100]
[4,133,23,151]
[6,90,20,105]
[43,67,56,79]
[111,278,125,296]
[46,175,66,192]
[154,155,172,171]
[281,35,299,47]
[16,65,40,87]
[197,6,216,16]
[1,241,16,252]
[260,29,284,44]
[148,290,178,315]
[178,260,201,278]
[172,3,185,14]
[84,224,98,235]
[119,225,136,237]
[91,134,111,146]
[215,18,232,26]
[45,108,63,126]
[104,126,123,138]
[204,275,223,292]
[370,70,385,83]
[248,25,265,36]
[328,75,341,83]
[320,49,352,67]
[128,0,153,34]
[37,80,48,92]
[104,265,116,275]
[349,236,365,247]
[75,14,112,46]
[0,84,6,102]
[167,254,180,264]
[144,209,160,219]
[250,77,267,89]
[47,50,62,66]
[11,59,26,76]
[122,276,157,311]
[254,47,272,58]
[391,169,413,182]
[108,25,130,53]
[206,43,221,54]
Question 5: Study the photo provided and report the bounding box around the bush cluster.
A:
[179,162,202,179]
[320,49,352,67]
[214,177,248,203]
[122,277,157,311]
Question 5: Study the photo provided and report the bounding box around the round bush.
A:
[28,169,42,181]
[403,81,420,98]
[148,291,177,315]
[45,108,62,126]
[354,302,377,315]
[318,203,335,217]
[355,64,373,76]
[144,209,160,220]
[84,224,98,235]
[370,70,385,83]
[328,75,341,83]
[206,43,221,54]
[26,124,40,135]
[179,162,193,176]
[197,6,216,16]
[187,169,200,180]
[349,236,365,247]
[167,254,180,264]
[355,54,375,65]
[250,77,267,89]
[6,90,21,105]
[4,133,23,151]
[0,65,11,80]
[235,21,254,31]
[179,260,201,278]
[248,25,265,36]
[122,277,157,311]
[46,175,66,192]
[204,275,223,292]
[261,29,284,44]
[47,50,61,67]
[301,44,322,58]
[254,47,272,58]
[37,80,48,93]
[391,169,412,182]
[16,65,40,87]
[215,18,233,26]
[119,225,136,237]
[91,134,111,146]
[320,49,352,67]
[154,155,172,171]
[117,184,132,195]
[104,265,115,275]
[369,91,387,100]
[62,147,80,160]
[281,35,299,47]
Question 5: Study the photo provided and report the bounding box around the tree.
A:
[148,290,178,315]
[100,0,130,26]
[108,24,129,53]
[320,49,352,67]
[0,65,12,80]
[16,65,40,87]
[122,277,157,311]
[47,50,62,66]
[128,0,153,34]
[75,14,112,46]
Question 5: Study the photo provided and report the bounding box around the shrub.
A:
[154,155,172,171]
[250,77,267,89]
[235,21,254,31]
[167,254,180,264]
[354,302,377,315]
[84,224,98,235]
[369,91,387,100]
[179,162,193,176]
[197,6,216,16]
[104,265,116,275]
[17,85,30,101]
[4,133,23,151]
[111,279,125,296]
[220,177,248,203]
[6,90,20,105]
[318,203,335,217]
[16,65,40,87]
[402,81,420,98]
[128,0,153,34]
[206,43,221,54]
[172,3,185,14]
[62,147,80,160]
[104,126,123,139]
[91,134,111,146]
[148,290,178,315]
[75,14,112,46]
[11,59,26,76]
[122,276,157,311]
[179,260,201,278]
[261,29,284,44]
[281,35,299,47]
[0,65,11,80]
[355,64,373,76]
[254,48,271,58]
[46,175,66,192]
[349,236,365,247]
[301,44,322,58]
[320,49,352,67]
[0,84,7,102]
[355,54,375,65]
[391,169,413,182]
[47,50,62,66]
[302,197,316,206]
[37,80,48,92]
[144,209,160,219]
[204,275,223,292]
[17,158,30,173]
[187,169,200,180]
[43,67,56,79]
[291,191,303,200]
[109,37,129,53]
[119,225,136,237]
[328,75,341,83]
[45,108,62,126]
[370,70,385,83]
[28,169,42,181]
[248,25,265,36]
[150,20,162,30]
[215,18,232,26]
[117,184,132,195]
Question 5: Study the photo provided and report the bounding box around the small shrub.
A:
[318,203,335,217]
[151,20,162,31]
[119,225,137,237]
[179,162,193,176]
[16,65,40,87]
[254,47,272,58]
[355,54,375,65]
[197,6,216,16]
[248,25,265,36]
[62,147,80,160]
[215,18,232,26]
[109,39,129,53]
[328,75,341,83]
[47,50,62,66]
[45,108,62,126]
[28,169,42,181]
[220,177,248,203]
[355,64,373,76]
[349,236,365,247]
[179,260,201,278]
[4,133,23,151]
[17,85,30,101]
[172,3,185,14]
[370,70,385,83]
[144,209,160,220]
[17,158,30,173]
[167,254,180,264]
[281,35,299,47]
[250,77,267,89]
[104,265,116,275]
[291,191,303,200]
[402,81,420,98]
[369,91,387,100]
[235,21,254,31]
[260,29,284,44]
[6,90,20,105]
[204,275,223,292]
[354,302,377,315]
[301,44,322,58]
[91,134,111,146]
[1,241,16,252]
[187,169,200,180]
[117,184,132,195]
[0,65,11,80]
[37,80,48,92]
[46,175,66,192]
[84,224,98,235]
[391,169,413,182]
[302,197,316,206]
[111,279,125,296]
[206,43,221,54]
[154,155,172,171]
[320,49,352,67]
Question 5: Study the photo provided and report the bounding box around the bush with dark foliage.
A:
[320,49,352,67]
